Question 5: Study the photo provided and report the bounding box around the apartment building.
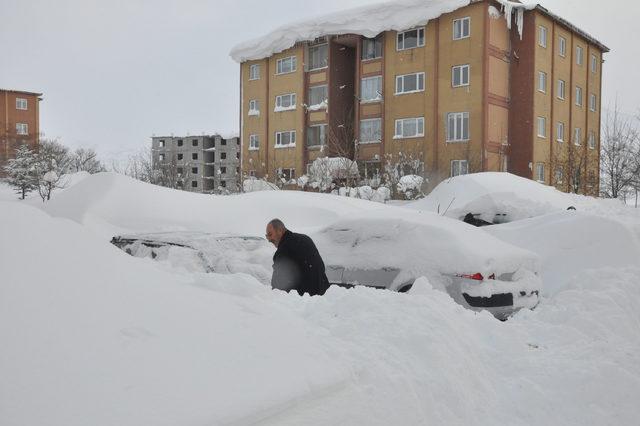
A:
[151,134,240,193]
[1,89,42,174]
[232,0,608,195]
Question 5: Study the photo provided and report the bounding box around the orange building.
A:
[1,89,42,173]
[232,0,608,194]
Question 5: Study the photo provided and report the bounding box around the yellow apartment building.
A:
[231,0,608,194]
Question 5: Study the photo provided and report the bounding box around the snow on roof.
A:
[230,0,608,63]
[230,0,471,62]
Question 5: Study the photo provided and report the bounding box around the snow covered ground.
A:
[1,172,639,425]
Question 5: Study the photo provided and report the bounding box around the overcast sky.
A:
[1,0,637,164]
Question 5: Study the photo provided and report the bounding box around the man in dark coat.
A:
[265,219,330,296]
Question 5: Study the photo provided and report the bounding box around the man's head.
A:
[266,219,287,247]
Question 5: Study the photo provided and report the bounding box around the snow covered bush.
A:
[3,144,37,200]
[302,156,359,192]
[397,175,425,200]
[243,177,279,192]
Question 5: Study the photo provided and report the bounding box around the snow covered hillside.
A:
[1,173,639,425]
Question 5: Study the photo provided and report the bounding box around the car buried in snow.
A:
[111,211,541,320]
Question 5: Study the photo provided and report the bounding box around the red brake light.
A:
[459,273,484,281]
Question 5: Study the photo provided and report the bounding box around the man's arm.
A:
[271,255,300,292]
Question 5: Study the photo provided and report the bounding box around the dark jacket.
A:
[271,230,330,296]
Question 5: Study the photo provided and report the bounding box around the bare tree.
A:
[599,103,640,199]
[71,148,105,174]
[33,139,70,201]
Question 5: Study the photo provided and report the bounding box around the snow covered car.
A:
[111,211,541,319]
[313,211,541,320]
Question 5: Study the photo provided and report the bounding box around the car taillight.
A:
[459,273,484,281]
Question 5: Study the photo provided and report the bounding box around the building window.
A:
[307,44,328,71]
[396,72,425,94]
[360,118,382,143]
[191,181,198,188]
[559,36,566,57]
[451,160,468,177]
[589,94,597,112]
[177,153,183,160]
[306,124,327,147]
[538,71,547,93]
[249,134,259,150]
[192,167,198,174]
[555,167,564,185]
[362,35,383,60]
[574,127,582,145]
[192,139,198,147]
[158,154,165,162]
[453,17,470,40]
[158,140,165,148]
[248,99,259,115]
[537,117,547,138]
[279,168,295,181]
[275,131,296,147]
[557,122,565,142]
[397,27,425,50]
[275,93,297,111]
[177,167,183,176]
[276,56,297,74]
[452,64,470,87]
[308,85,328,107]
[221,152,227,160]
[591,54,598,73]
[221,139,227,146]
[220,166,227,174]
[16,98,27,110]
[249,64,260,80]
[589,131,596,149]
[16,123,28,135]
[536,163,545,183]
[192,153,198,160]
[394,117,424,139]
[177,139,183,147]
[361,75,383,102]
[538,26,547,48]
[576,46,584,66]
[446,112,469,142]
[557,79,566,100]
[575,86,583,107]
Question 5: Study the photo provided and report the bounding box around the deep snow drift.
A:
[1,173,640,425]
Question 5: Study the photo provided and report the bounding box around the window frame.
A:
[589,94,597,112]
[362,35,383,61]
[446,112,470,142]
[395,72,425,95]
[248,99,260,115]
[450,159,469,177]
[275,130,296,148]
[537,116,547,138]
[588,131,596,149]
[538,71,547,93]
[575,86,583,107]
[275,93,297,111]
[453,17,471,40]
[557,79,566,100]
[535,163,545,183]
[276,56,297,75]
[394,117,425,139]
[360,75,383,102]
[359,118,382,144]
[307,43,328,71]
[557,122,565,142]
[306,124,327,147]
[15,123,28,135]
[16,98,27,110]
[308,84,328,107]
[576,46,584,66]
[574,127,582,146]
[538,26,548,48]
[249,64,260,80]
[396,27,425,51]
[249,134,260,150]
[591,54,598,73]
[559,36,566,57]
[451,64,470,87]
